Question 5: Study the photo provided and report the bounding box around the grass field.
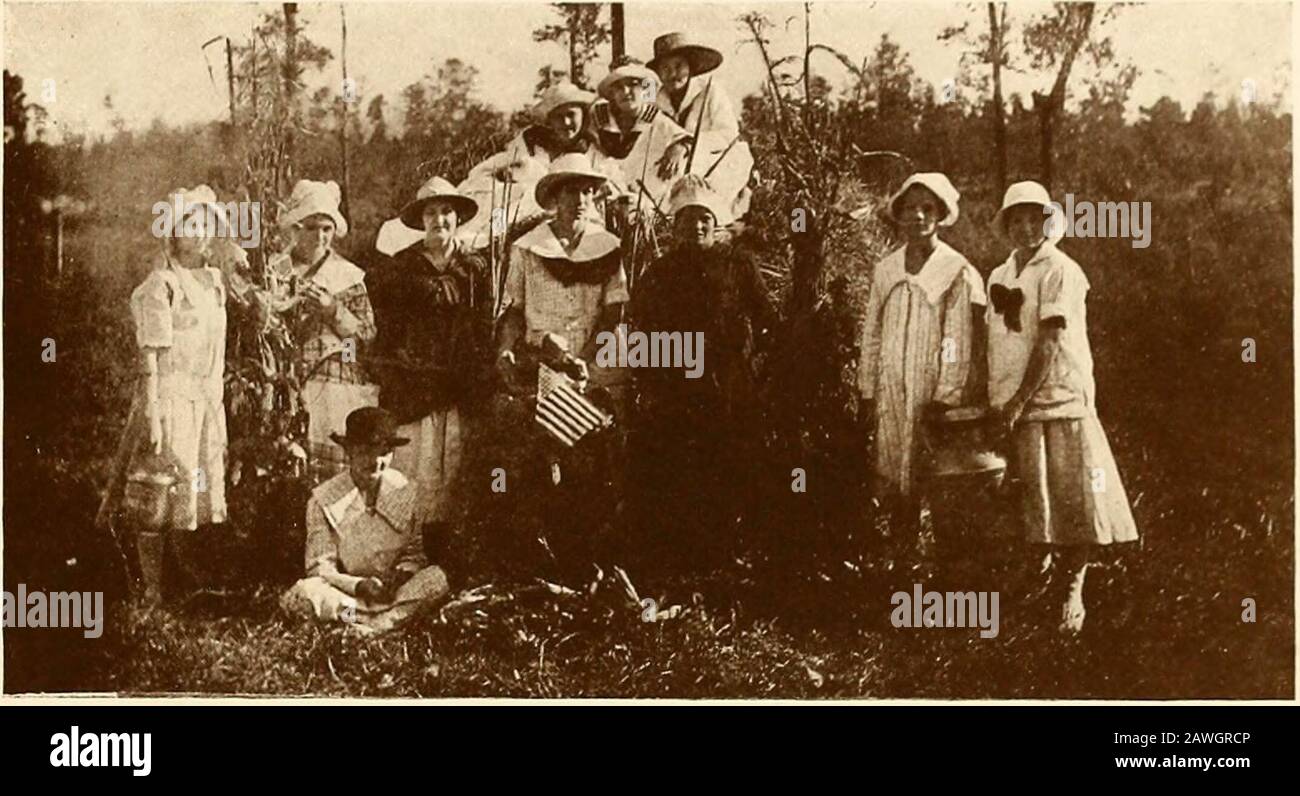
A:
[3,183,1293,700]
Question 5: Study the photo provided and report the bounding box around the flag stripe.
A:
[551,387,606,426]
[536,415,578,447]
[536,401,586,440]
[534,362,610,446]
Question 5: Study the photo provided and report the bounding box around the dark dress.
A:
[365,242,492,425]
[629,242,778,569]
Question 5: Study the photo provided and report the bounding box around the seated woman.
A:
[456,82,624,245]
[281,407,450,634]
[648,32,754,223]
[589,56,691,213]
[468,81,601,180]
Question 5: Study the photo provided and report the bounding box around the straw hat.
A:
[533,82,597,122]
[281,179,349,237]
[887,172,960,227]
[993,180,1065,241]
[597,56,659,101]
[647,32,723,77]
[667,176,730,224]
[535,153,610,210]
[399,176,479,229]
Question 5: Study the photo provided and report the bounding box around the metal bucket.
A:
[122,460,179,532]
[922,406,1007,486]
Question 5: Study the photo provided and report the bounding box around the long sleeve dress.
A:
[589,99,690,213]
[269,250,379,482]
[857,241,986,496]
[367,243,492,526]
[280,467,449,633]
[656,78,754,222]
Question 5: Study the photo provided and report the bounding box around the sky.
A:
[3,0,1293,140]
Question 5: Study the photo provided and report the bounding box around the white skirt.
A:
[391,407,466,526]
[1012,416,1139,546]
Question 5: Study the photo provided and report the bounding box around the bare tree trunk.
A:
[610,3,625,62]
[988,3,1006,196]
[339,5,352,228]
[802,3,813,134]
[1034,3,1093,190]
[566,4,582,87]
[225,37,236,128]
[282,2,300,189]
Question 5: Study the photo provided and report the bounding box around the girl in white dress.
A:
[857,173,986,562]
[986,181,1139,634]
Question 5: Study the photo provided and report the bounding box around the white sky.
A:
[3,0,1293,139]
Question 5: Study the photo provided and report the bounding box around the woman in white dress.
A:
[96,185,232,602]
[857,173,986,561]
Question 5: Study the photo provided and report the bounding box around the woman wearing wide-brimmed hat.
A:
[496,153,630,577]
[648,32,754,224]
[269,179,379,483]
[457,82,625,245]
[366,176,492,546]
[985,180,1138,634]
[589,55,691,209]
[468,82,600,182]
[499,154,627,381]
[280,406,450,634]
[857,172,986,565]
[95,185,233,603]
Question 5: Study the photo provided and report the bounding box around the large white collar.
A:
[592,99,660,133]
[514,221,621,262]
[879,240,981,306]
[994,240,1066,284]
[315,468,412,532]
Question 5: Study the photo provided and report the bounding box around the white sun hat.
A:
[281,179,348,238]
[887,172,961,227]
[994,180,1066,241]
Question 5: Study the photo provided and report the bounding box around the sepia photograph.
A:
[1,0,1293,703]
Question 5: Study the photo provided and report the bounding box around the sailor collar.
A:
[515,221,621,263]
[878,240,977,306]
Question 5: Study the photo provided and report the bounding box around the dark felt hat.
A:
[330,407,410,449]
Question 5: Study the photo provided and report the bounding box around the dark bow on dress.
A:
[989,283,1025,332]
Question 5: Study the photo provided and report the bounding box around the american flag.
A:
[535,363,612,447]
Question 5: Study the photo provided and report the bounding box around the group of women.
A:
[95,31,1139,635]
